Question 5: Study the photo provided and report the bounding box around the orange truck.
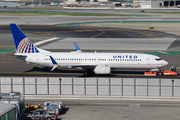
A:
[144,66,178,76]
[163,70,178,76]
[144,70,178,76]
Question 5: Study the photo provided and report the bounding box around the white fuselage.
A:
[22,52,168,70]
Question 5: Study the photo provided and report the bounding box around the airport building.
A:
[0,0,179,7]
[65,0,180,8]
[0,101,16,120]
[0,92,25,120]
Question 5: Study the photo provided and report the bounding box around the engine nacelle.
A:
[94,65,111,74]
[151,68,159,71]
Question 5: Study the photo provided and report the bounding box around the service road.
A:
[25,99,180,120]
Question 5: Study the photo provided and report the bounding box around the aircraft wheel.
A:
[84,72,88,76]
[158,70,163,76]
[84,70,92,76]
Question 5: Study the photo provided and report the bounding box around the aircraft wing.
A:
[49,55,97,70]
[67,65,96,70]
[49,55,59,71]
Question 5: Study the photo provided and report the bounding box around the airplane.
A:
[10,23,168,75]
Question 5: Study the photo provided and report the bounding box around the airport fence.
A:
[0,77,179,97]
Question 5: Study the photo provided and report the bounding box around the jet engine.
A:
[94,65,111,74]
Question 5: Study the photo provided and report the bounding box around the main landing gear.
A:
[84,69,94,76]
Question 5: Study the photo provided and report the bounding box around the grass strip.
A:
[145,11,180,14]
[0,10,149,16]
[143,51,180,55]
[56,20,180,25]
[0,48,15,53]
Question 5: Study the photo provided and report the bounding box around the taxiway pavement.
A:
[0,25,179,77]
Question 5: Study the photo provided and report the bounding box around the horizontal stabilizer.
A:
[34,37,59,46]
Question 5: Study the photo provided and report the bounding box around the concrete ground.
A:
[1,8,180,120]
[25,99,180,120]
[81,23,180,36]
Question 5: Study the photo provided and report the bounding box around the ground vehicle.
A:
[27,110,56,120]
[144,66,178,76]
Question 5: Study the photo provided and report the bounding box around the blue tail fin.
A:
[10,23,39,53]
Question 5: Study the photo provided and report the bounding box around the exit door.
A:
[147,58,151,65]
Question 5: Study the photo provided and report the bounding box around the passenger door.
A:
[147,57,151,65]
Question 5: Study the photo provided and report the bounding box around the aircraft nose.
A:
[162,60,168,66]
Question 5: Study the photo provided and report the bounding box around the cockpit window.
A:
[155,58,162,61]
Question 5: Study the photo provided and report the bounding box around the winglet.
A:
[74,42,82,53]
[49,55,58,71]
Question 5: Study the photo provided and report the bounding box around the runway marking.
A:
[0,58,21,60]
[26,21,29,24]
[29,38,44,40]
[136,31,158,38]
[91,31,105,38]
[74,29,93,32]
[33,28,166,39]
[0,58,22,64]
[0,61,20,64]
[44,32,56,38]
[34,28,165,40]
[158,51,169,54]
[80,27,93,28]
[34,28,125,34]
[175,67,180,69]
[0,45,15,48]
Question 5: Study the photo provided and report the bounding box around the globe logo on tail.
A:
[17,38,39,53]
